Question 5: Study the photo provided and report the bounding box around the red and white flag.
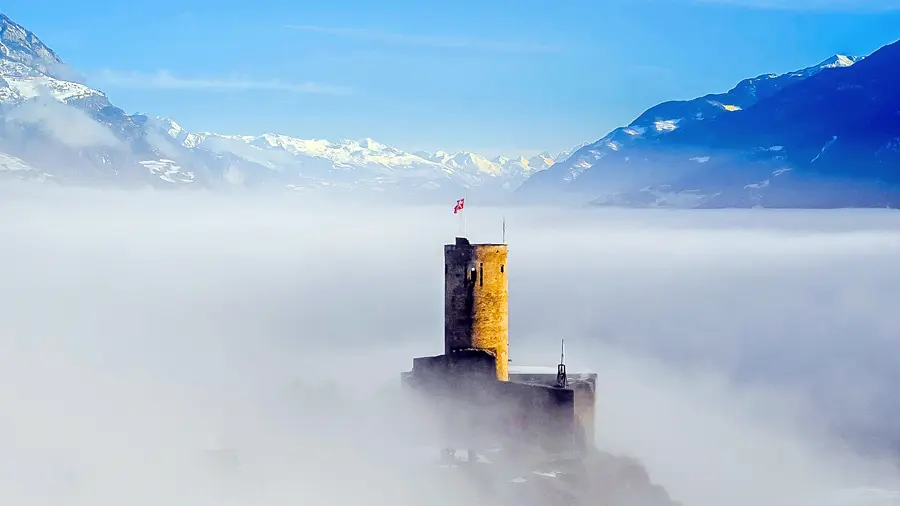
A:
[453,198,465,214]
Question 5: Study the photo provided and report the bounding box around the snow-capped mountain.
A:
[0,13,569,199]
[515,52,900,208]
[149,120,575,197]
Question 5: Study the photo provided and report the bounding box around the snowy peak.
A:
[144,120,556,191]
[451,152,503,176]
[154,116,187,140]
[0,14,103,106]
[0,14,63,76]
[358,137,386,151]
[161,121,565,181]
[423,150,500,176]
[149,116,206,148]
[813,54,860,71]
[221,133,438,169]
[790,53,861,78]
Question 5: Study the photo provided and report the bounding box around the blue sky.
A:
[5,0,900,156]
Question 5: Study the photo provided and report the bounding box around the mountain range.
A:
[3,11,900,208]
[518,44,900,208]
[0,13,579,201]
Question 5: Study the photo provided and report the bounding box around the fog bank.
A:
[0,188,899,506]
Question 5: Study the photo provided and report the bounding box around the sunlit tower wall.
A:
[444,237,509,381]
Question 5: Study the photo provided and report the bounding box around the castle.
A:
[401,236,597,463]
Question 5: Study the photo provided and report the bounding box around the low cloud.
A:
[42,60,89,84]
[90,69,352,95]
[286,25,559,53]
[5,94,120,148]
[0,190,898,506]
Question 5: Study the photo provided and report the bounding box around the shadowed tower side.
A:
[444,237,509,381]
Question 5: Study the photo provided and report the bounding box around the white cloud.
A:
[5,95,120,148]
[286,25,559,53]
[90,69,351,95]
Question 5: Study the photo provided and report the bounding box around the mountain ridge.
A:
[0,13,572,200]
[514,47,900,208]
[2,10,898,208]
[518,52,862,202]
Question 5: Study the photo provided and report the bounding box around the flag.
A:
[453,198,465,214]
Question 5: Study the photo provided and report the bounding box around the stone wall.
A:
[444,237,509,380]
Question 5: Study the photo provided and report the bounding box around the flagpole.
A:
[463,189,468,238]
[453,195,467,238]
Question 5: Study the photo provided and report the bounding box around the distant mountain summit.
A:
[515,50,900,208]
[627,54,860,138]
[0,13,570,199]
[148,118,577,196]
[0,14,62,74]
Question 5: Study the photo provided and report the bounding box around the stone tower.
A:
[444,237,509,381]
